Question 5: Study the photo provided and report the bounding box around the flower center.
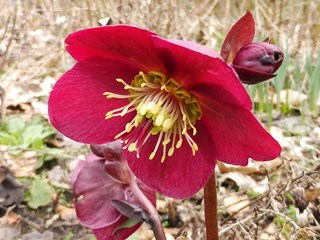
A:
[103,71,202,162]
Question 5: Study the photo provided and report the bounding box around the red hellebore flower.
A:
[49,25,281,199]
[71,141,156,240]
[221,11,284,84]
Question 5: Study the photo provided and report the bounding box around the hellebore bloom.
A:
[221,11,284,84]
[71,141,156,240]
[49,25,281,199]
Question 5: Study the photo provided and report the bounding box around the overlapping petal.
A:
[190,71,281,164]
[72,142,156,239]
[124,121,215,199]
[73,156,122,228]
[151,36,252,110]
[65,25,165,73]
[48,58,139,144]
[196,95,281,165]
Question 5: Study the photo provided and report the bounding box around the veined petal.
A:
[73,156,123,228]
[66,25,165,73]
[125,122,216,199]
[187,68,253,110]
[73,142,156,239]
[48,57,139,144]
[200,99,281,165]
[152,36,252,109]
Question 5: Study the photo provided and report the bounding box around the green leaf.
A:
[22,124,45,145]
[31,137,44,150]
[35,158,45,170]
[5,116,25,134]
[0,131,19,145]
[284,192,294,202]
[287,205,297,221]
[246,189,260,198]
[24,177,54,209]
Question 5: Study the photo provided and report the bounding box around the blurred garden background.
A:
[0,0,319,239]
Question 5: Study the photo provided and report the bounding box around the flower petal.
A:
[168,39,220,58]
[152,36,252,109]
[48,57,139,144]
[231,65,276,84]
[220,11,255,63]
[73,156,123,228]
[125,122,216,199]
[200,99,281,165]
[92,216,141,240]
[73,142,156,237]
[65,25,165,73]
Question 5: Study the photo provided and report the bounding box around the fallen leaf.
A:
[0,207,21,240]
[223,194,251,215]
[56,204,77,222]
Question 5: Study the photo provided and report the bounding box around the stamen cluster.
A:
[104,71,202,162]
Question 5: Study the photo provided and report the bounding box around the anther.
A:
[104,71,202,162]
[149,152,156,160]
[128,143,136,152]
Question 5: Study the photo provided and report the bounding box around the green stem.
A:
[204,172,219,240]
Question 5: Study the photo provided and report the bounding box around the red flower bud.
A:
[232,41,284,84]
[220,11,284,84]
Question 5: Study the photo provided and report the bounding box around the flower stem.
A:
[204,172,219,240]
[130,178,166,240]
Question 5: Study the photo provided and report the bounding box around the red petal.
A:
[186,62,253,110]
[200,99,281,165]
[92,216,141,240]
[220,11,255,63]
[125,122,216,199]
[232,65,276,84]
[48,57,139,144]
[65,25,165,73]
[168,39,220,58]
[152,36,251,110]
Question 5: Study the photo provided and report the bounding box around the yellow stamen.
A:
[104,71,202,162]
[128,142,136,152]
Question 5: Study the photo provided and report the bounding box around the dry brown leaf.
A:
[223,194,251,215]
[217,157,283,176]
[1,149,38,178]
[0,208,21,240]
[56,204,77,222]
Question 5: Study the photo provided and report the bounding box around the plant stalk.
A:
[204,172,219,240]
[130,177,166,240]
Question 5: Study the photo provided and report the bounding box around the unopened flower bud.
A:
[232,41,284,84]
